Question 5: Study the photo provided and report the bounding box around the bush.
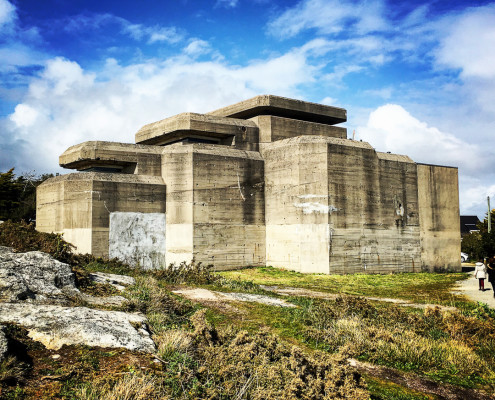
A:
[0,220,74,264]
[153,260,218,285]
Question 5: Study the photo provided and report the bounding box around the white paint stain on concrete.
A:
[295,202,339,214]
[236,173,246,201]
[109,212,166,269]
[297,194,328,199]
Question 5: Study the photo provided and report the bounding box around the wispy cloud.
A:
[215,0,240,8]
[62,12,184,44]
[435,4,495,79]
[267,0,387,38]
[123,22,182,44]
[0,0,16,31]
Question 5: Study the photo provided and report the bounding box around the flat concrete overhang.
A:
[208,95,347,125]
[59,141,162,170]
[135,112,258,145]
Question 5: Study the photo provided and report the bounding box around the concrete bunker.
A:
[36,95,461,273]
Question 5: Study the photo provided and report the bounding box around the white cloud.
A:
[459,179,495,217]
[122,22,182,44]
[0,0,15,30]
[62,12,183,44]
[320,96,337,105]
[147,27,182,44]
[183,39,213,58]
[236,50,317,92]
[357,104,495,217]
[9,104,38,127]
[435,4,495,79]
[268,0,387,38]
[2,42,321,173]
[357,104,483,173]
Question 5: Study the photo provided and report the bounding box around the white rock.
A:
[0,246,78,303]
[89,272,135,291]
[0,303,156,353]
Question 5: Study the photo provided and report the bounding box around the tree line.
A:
[0,168,56,222]
[462,210,495,261]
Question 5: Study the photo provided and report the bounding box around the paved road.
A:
[455,268,495,308]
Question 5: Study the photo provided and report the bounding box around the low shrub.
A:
[153,260,218,285]
[0,220,73,264]
[76,373,162,400]
[123,276,196,333]
[289,296,495,386]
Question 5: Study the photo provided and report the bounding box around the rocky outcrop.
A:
[0,246,156,353]
[0,246,78,303]
[89,272,135,291]
[0,303,155,352]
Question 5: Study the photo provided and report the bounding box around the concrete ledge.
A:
[135,112,258,145]
[161,142,264,160]
[60,141,163,173]
[251,115,347,144]
[208,95,347,125]
[377,152,415,163]
[39,172,165,186]
[263,135,374,151]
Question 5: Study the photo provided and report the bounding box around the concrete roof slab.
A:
[59,141,162,170]
[135,112,258,145]
[208,95,347,125]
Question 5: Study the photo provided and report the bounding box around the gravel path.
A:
[172,288,296,308]
[454,269,495,308]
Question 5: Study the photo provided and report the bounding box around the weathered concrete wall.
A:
[161,145,194,265]
[264,137,330,273]
[327,150,421,274]
[251,115,347,151]
[37,173,166,260]
[109,212,166,269]
[264,136,422,273]
[418,164,461,271]
[191,145,265,269]
[162,143,265,269]
[37,175,94,254]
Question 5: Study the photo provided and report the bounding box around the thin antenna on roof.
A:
[488,196,491,233]
[352,130,355,140]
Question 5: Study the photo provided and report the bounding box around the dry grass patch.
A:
[76,373,164,400]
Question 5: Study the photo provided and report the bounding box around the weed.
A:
[154,309,369,399]
[123,276,196,334]
[0,356,26,385]
[0,220,73,263]
[76,373,163,400]
[366,377,438,399]
[153,260,218,285]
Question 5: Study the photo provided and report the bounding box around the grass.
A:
[366,377,440,400]
[219,266,467,303]
[2,222,494,399]
[223,294,495,391]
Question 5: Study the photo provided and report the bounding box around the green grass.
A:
[366,377,439,400]
[218,266,467,303]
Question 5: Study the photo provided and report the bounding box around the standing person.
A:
[487,257,495,297]
[475,261,487,291]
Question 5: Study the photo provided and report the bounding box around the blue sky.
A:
[1,0,495,217]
